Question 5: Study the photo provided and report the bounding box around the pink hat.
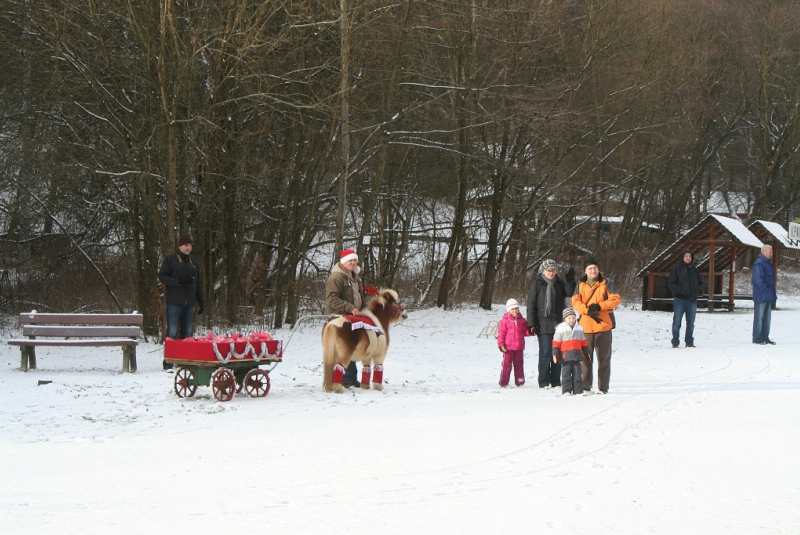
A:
[340,249,358,263]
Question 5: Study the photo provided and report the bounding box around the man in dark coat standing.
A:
[668,248,703,348]
[159,235,205,368]
[526,259,575,388]
[752,244,777,345]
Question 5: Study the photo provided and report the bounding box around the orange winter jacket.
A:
[571,274,621,334]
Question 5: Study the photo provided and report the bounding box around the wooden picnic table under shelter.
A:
[638,214,763,312]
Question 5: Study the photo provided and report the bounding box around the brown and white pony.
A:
[322,288,407,393]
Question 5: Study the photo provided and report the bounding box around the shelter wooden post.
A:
[728,247,736,312]
[772,248,779,311]
[708,225,716,312]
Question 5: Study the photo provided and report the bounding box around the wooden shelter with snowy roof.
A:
[638,215,763,312]
[748,220,800,297]
[748,220,800,260]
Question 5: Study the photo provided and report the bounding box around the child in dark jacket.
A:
[552,308,591,395]
[496,298,531,387]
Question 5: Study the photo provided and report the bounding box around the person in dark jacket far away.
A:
[667,248,704,348]
[752,244,777,345]
[158,235,205,369]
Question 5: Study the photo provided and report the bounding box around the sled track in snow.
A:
[441,343,770,478]
[264,342,773,507]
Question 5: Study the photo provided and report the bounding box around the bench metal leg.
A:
[20,346,36,372]
[122,346,137,373]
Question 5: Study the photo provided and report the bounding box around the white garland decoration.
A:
[211,340,283,364]
[213,340,280,363]
[212,342,232,364]
[229,341,253,360]
[213,342,253,363]
[251,342,268,362]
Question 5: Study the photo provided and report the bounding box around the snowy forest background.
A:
[1,0,800,336]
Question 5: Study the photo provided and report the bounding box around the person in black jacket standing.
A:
[526,259,575,388]
[667,248,703,348]
[159,235,205,368]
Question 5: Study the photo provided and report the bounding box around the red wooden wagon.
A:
[165,335,282,402]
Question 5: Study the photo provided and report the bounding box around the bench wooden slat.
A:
[22,325,141,338]
[8,338,138,347]
[17,313,143,326]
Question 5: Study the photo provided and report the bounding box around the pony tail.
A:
[321,323,340,392]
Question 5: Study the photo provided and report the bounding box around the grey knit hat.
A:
[562,308,577,319]
[539,259,557,273]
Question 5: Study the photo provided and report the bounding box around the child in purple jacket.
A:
[497,298,531,387]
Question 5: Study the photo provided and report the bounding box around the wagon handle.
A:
[260,315,331,373]
[281,315,332,354]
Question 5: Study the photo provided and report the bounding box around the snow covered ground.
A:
[1,299,799,534]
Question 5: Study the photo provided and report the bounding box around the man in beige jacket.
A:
[325,249,363,386]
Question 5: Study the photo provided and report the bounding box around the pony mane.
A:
[380,288,399,302]
[367,292,386,309]
[366,288,399,311]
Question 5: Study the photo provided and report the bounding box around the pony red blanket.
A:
[337,314,384,336]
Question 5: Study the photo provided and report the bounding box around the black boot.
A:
[342,361,360,387]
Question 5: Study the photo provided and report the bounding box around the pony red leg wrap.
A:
[373,364,384,384]
[333,363,346,384]
[361,365,372,385]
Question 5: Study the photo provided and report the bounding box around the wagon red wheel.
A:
[243,369,271,398]
[211,368,236,402]
[174,367,197,398]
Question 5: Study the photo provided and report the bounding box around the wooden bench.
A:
[7,312,143,373]
[644,294,754,311]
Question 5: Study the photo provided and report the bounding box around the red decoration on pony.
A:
[361,365,372,385]
[363,284,380,296]
[373,364,384,384]
[332,363,346,385]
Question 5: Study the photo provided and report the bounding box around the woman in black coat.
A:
[526,259,575,388]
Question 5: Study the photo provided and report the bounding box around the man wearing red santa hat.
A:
[325,248,363,387]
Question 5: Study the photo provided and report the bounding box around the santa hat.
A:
[339,249,358,263]
[506,298,520,313]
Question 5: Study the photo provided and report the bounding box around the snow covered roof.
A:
[712,214,763,248]
[749,220,800,250]
[638,214,763,276]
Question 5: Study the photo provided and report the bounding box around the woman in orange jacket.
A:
[571,257,621,394]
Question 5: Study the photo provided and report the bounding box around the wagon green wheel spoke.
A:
[174,367,197,398]
[243,368,271,398]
